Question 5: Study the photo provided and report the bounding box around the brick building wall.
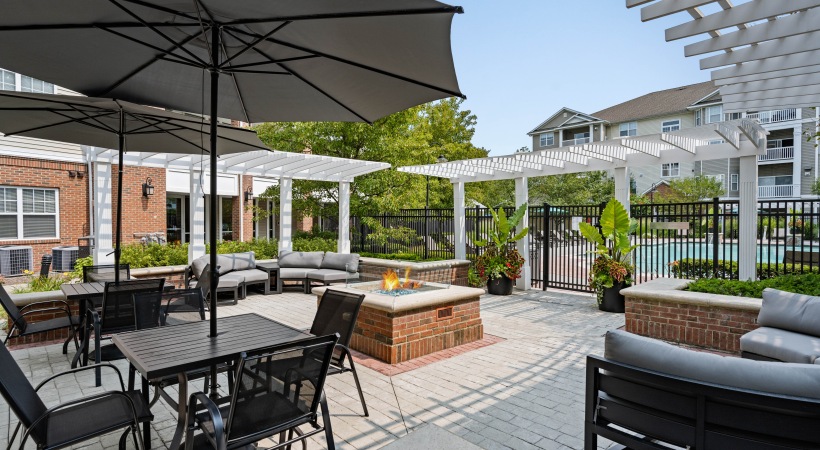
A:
[233,175,254,241]
[111,165,166,244]
[0,156,90,270]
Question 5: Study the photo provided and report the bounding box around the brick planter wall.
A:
[351,297,483,364]
[623,278,761,354]
[358,258,470,286]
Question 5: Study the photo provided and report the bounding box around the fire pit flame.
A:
[380,267,424,293]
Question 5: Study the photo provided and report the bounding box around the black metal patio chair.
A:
[185,334,339,450]
[159,288,207,326]
[82,263,131,283]
[0,284,79,354]
[0,342,152,450]
[81,278,165,386]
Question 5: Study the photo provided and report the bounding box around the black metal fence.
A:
[351,199,820,292]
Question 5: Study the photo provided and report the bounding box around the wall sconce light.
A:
[77,171,84,179]
[68,170,76,178]
[805,167,813,177]
[142,177,154,197]
[244,186,253,203]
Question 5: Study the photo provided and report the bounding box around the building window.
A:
[539,132,554,147]
[661,119,680,133]
[0,68,54,94]
[731,174,739,191]
[705,105,722,124]
[661,163,680,178]
[0,187,58,240]
[725,112,742,121]
[0,69,15,91]
[619,122,637,137]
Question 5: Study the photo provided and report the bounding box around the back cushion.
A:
[604,330,820,400]
[278,250,324,269]
[191,255,209,279]
[758,288,820,337]
[321,252,360,273]
[218,252,256,272]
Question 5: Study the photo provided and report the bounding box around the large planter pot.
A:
[599,282,628,313]
[487,275,514,295]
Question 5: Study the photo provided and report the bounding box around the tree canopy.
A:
[528,172,615,206]
[660,175,725,203]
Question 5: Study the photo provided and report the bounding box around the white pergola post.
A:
[93,161,114,264]
[794,126,804,195]
[453,181,466,260]
[614,167,630,213]
[279,177,293,252]
[338,181,351,253]
[738,155,759,281]
[188,170,206,262]
[515,177,530,290]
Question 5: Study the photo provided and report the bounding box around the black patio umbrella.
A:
[0,0,464,345]
[0,91,268,282]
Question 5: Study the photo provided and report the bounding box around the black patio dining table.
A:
[112,313,311,449]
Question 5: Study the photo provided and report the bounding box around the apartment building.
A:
[528,81,818,201]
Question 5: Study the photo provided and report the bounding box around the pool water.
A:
[634,242,818,275]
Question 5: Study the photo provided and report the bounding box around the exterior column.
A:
[558,130,563,148]
[338,181,351,253]
[515,177,530,290]
[188,170,206,262]
[614,167,630,213]
[453,181,466,260]
[738,155,758,281]
[794,127,803,197]
[589,124,594,143]
[93,160,114,264]
[279,177,293,252]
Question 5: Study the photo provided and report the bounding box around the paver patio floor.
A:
[1,288,623,450]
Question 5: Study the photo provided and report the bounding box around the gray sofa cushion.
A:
[279,268,314,279]
[192,276,239,289]
[191,255,209,279]
[232,269,268,283]
[758,288,820,337]
[740,327,820,363]
[307,269,359,282]
[278,250,324,269]
[320,252,359,273]
[604,330,820,399]
[218,272,244,287]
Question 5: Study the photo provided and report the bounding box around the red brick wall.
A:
[625,297,760,354]
[350,297,483,364]
[111,165,166,244]
[236,175,254,241]
[0,156,89,269]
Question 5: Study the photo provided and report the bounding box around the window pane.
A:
[0,216,16,239]
[22,189,33,213]
[0,70,15,91]
[23,215,56,238]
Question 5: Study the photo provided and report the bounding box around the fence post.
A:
[424,207,429,260]
[543,202,549,291]
[712,197,719,276]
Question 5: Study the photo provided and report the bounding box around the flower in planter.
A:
[473,203,529,284]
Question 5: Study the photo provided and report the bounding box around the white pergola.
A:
[399,120,768,286]
[626,0,820,113]
[87,148,389,263]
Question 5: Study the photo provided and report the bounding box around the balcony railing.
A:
[561,137,590,146]
[758,184,799,198]
[758,146,794,162]
[747,109,798,124]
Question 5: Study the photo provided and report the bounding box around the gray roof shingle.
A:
[592,81,718,124]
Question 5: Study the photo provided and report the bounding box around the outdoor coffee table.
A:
[113,313,310,449]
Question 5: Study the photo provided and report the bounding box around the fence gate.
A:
[541,203,604,292]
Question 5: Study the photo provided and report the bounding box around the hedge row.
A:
[671,258,820,280]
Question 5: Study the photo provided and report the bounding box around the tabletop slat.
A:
[113,314,310,380]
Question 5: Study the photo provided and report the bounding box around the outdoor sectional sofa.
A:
[276,250,360,294]
[740,288,820,363]
[585,329,820,449]
[185,252,268,303]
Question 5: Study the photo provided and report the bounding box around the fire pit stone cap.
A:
[312,284,484,313]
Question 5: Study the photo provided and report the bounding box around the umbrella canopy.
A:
[0,0,464,352]
[0,91,269,281]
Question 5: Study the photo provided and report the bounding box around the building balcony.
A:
[747,109,798,124]
[758,184,799,198]
[758,146,794,162]
[561,137,590,146]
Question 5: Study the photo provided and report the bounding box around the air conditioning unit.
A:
[0,246,34,276]
[52,246,80,272]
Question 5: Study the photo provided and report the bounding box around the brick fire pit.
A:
[312,283,485,364]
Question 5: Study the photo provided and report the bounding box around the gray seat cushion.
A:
[307,269,359,282]
[320,252,360,273]
[605,329,820,399]
[278,250,324,269]
[279,268,313,279]
[192,277,239,289]
[758,288,820,337]
[218,273,244,287]
[740,327,820,363]
[232,269,268,283]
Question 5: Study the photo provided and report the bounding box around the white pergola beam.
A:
[715,123,740,150]
[712,50,820,80]
[715,64,820,86]
[720,72,820,96]
[641,0,717,21]
[620,139,667,157]
[723,84,820,104]
[660,134,701,153]
[701,30,820,69]
[568,146,614,162]
[724,96,820,112]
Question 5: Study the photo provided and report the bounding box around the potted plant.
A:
[579,199,637,312]
[474,204,528,295]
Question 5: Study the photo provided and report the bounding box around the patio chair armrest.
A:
[20,391,142,450]
[187,392,227,450]
[184,266,194,285]
[34,362,127,392]
[19,299,72,314]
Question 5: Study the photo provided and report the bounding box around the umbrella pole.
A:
[114,109,124,284]
[208,24,220,399]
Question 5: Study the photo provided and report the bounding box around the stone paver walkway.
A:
[1,288,623,449]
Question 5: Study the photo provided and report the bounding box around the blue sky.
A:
[450,1,710,156]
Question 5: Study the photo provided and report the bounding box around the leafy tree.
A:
[661,175,725,203]
[528,171,614,205]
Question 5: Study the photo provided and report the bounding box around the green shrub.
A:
[292,237,337,253]
[294,229,336,240]
[688,273,820,298]
[211,239,278,259]
[467,265,483,287]
[72,256,94,280]
[121,243,189,268]
[670,258,820,280]
[13,271,71,293]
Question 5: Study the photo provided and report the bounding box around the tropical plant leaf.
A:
[510,228,529,244]
[508,204,528,229]
[599,199,630,239]
[497,206,510,239]
[578,222,604,247]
